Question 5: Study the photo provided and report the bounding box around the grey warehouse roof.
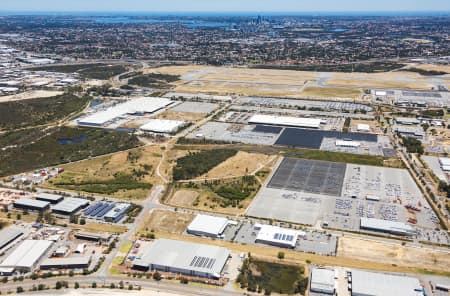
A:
[0,227,24,250]
[351,270,424,296]
[14,198,50,208]
[134,239,230,276]
[36,193,63,202]
[360,217,415,235]
[40,256,90,268]
[0,240,53,270]
[52,197,89,213]
[310,268,335,293]
[187,214,229,236]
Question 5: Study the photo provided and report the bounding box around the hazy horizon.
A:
[1,0,450,14]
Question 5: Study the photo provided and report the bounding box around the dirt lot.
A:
[47,145,164,200]
[195,151,276,180]
[139,209,194,234]
[300,86,361,99]
[155,110,205,122]
[338,236,450,272]
[0,90,64,102]
[168,189,199,207]
[407,63,450,73]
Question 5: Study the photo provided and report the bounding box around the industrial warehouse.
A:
[0,227,24,250]
[77,97,173,127]
[139,119,187,134]
[254,224,305,249]
[132,239,230,279]
[0,240,53,274]
[186,214,231,238]
[349,270,424,296]
[310,268,336,295]
[13,198,50,212]
[51,197,89,215]
[82,201,131,222]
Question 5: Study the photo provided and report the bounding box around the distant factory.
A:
[78,97,173,127]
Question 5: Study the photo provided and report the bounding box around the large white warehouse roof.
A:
[351,270,424,296]
[248,114,322,129]
[133,239,230,278]
[255,224,305,248]
[79,97,173,126]
[140,119,186,134]
[0,240,53,271]
[187,214,229,237]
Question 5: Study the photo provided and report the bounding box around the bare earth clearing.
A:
[338,236,450,272]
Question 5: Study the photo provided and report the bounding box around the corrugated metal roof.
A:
[136,239,229,275]
[249,114,322,129]
[40,256,90,267]
[14,198,50,209]
[360,217,415,235]
[0,240,53,270]
[36,193,63,202]
[140,119,186,133]
[187,214,229,236]
[351,270,424,296]
[52,198,89,213]
[79,97,173,126]
[255,224,305,248]
[0,227,24,249]
[310,268,335,293]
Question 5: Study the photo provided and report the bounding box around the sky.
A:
[1,0,450,13]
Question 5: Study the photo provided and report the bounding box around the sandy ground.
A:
[300,86,361,99]
[407,63,450,73]
[338,236,450,272]
[140,209,194,234]
[48,145,164,200]
[0,90,63,102]
[169,190,199,207]
[148,65,445,97]
[195,151,273,180]
[155,110,205,122]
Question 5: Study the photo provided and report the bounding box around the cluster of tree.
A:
[439,181,450,198]
[0,93,90,130]
[173,149,237,180]
[402,137,424,154]
[0,127,141,177]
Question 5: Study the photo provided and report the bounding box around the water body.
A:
[58,134,88,145]
[94,17,228,28]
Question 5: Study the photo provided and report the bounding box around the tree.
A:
[74,282,80,289]
[55,281,63,289]
[92,282,97,288]
[79,218,86,225]
[277,251,285,260]
[153,271,162,281]
[38,284,45,290]
[69,270,74,277]
[16,286,24,293]
[110,283,116,289]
